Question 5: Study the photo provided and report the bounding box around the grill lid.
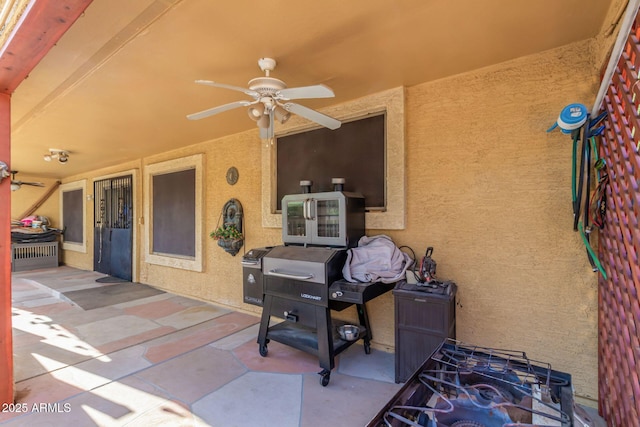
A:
[263,245,346,285]
[264,245,341,263]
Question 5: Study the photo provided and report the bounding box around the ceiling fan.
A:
[10,171,45,191]
[187,58,341,138]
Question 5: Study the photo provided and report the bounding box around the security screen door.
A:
[93,175,133,281]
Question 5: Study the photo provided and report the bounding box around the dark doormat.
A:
[62,282,165,310]
[96,276,129,283]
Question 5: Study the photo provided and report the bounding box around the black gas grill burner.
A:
[369,340,574,427]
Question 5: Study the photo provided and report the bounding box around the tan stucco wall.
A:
[138,133,282,312]
[10,175,59,223]
[43,37,606,404]
[395,39,601,404]
[59,160,142,268]
[593,0,628,69]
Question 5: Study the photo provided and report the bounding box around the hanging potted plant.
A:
[211,198,244,256]
[210,223,244,256]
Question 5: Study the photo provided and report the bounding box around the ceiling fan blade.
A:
[195,80,259,98]
[277,84,335,100]
[283,103,341,130]
[187,100,252,120]
[11,180,44,187]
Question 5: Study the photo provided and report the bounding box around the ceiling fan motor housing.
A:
[248,77,286,95]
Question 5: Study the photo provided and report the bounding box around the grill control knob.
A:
[332,291,343,299]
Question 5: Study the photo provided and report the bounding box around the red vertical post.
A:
[0,93,13,404]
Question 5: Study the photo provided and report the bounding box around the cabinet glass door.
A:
[316,199,340,238]
[285,200,306,237]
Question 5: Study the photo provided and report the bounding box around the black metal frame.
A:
[256,275,395,386]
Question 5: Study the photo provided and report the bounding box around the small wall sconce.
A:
[44,149,70,164]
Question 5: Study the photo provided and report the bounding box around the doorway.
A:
[93,175,133,281]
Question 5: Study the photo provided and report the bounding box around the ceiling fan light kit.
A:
[44,149,70,164]
[256,114,270,129]
[247,103,265,120]
[274,105,291,124]
[187,58,341,137]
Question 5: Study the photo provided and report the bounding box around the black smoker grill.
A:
[367,340,575,427]
[256,245,394,386]
[241,247,272,306]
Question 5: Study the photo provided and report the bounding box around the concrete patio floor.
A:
[3,266,402,426]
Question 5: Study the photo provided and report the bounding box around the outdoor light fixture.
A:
[274,105,291,124]
[247,102,290,130]
[247,103,265,121]
[44,149,70,164]
[247,103,271,129]
[256,114,270,129]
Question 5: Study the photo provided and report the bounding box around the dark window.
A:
[276,114,385,211]
[152,169,196,257]
[62,189,83,244]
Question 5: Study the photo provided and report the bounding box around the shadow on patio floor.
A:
[5,266,401,427]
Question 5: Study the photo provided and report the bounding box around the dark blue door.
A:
[94,175,132,281]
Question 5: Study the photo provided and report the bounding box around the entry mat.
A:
[96,275,129,283]
[62,282,165,310]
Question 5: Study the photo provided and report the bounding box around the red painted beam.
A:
[0,0,94,405]
[0,0,94,94]
[0,94,12,405]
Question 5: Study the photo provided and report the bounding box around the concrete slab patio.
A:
[3,266,402,426]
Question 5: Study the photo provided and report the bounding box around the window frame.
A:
[143,154,204,272]
[262,87,406,230]
[59,180,87,253]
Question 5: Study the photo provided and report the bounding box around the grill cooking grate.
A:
[375,341,573,427]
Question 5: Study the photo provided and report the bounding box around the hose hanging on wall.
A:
[589,155,609,230]
[548,105,608,278]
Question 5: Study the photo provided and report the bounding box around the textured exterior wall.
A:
[60,160,141,269]
[395,39,601,403]
[10,175,60,223]
[52,39,603,403]
[138,132,282,315]
[592,0,628,71]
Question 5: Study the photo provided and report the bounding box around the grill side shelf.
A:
[329,279,395,305]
